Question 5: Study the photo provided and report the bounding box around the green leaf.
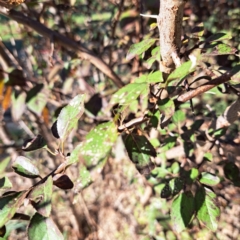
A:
[190,22,204,38]
[161,183,172,199]
[205,32,232,42]
[158,98,175,127]
[123,134,156,175]
[146,46,160,69]
[160,136,177,152]
[0,177,12,189]
[26,84,49,116]
[126,38,157,60]
[153,183,165,195]
[166,61,194,84]
[56,94,85,141]
[149,109,160,128]
[12,156,40,179]
[169,178,184,196]
[204,43,236,56]
[171,191,195,233]
[189,168,199,182]
[22,135,47,152]
[172,110,186,127]
[224,162,240,182]
[11,91,26,121]
[66,144,82,166]
[151,167,170,178]
[147,71,163,83]
[28,213,64,240]
[28,176,53,217]
[199,172,220,186]
[110,83,148,105]
[209,128,226,138]
[0,191,27,228]
[75,122,118,166]
[74,166,92,193]
[0,157,11,175]
[195,187,220,231]
[171,162,180,174]
[204,152,213,162]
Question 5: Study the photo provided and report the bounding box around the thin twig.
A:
[177,70,239,103]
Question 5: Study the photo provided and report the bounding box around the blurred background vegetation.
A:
[0,0,240,239]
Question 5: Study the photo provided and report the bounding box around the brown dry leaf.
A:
[2,86,12,111]
[42,106,49,125]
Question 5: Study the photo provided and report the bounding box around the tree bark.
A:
[158,0,186,80]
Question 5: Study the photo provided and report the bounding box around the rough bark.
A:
[158,0,186,79]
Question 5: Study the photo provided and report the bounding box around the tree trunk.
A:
[158,0,186,80]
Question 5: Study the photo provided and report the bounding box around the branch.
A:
[158,0,186,78]
[177,68,240,103]
[0,8,124,88]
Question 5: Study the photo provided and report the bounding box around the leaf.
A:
[171,162,180,174]
[0,177,12,189]
[224,162,240,182]
[189,168,199,182]
[72,122,118,166]
[0,191,27,228]
[56,94,85,141]
[2,86,12,111]
[158,98,175,128]
[6,69,26,87]
[146,46,160,69]
[160,136,177,152]
[12,213,31,221]
[123,134,156,175]
[171,191,195,233]
[26,84,49,116]
[74,166,92,193]
[42,106,49,125]
[204,43,237,56]
[149,109,160,128]
[12,156,40,179]
[204,152,213,162]
[150,167,170,178]
[11,91,26,121]
[199,172,220,186]
[0,225,6,237]
[205,32,232,42]
[51,120,59,139]
[195,187,220,231]
[28,176,53,217]
[147,71,163,83]
[28,213,64,240]
[126,38,157,60]
[0,156,11,175]
[160,183,172,199]
[190,22,204,38]
[166,61,194,84]
[169,178,184,196]
[22,135,47,152]
[172,110,186,127]
[110,83,148,105]
[53,174,74,190]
